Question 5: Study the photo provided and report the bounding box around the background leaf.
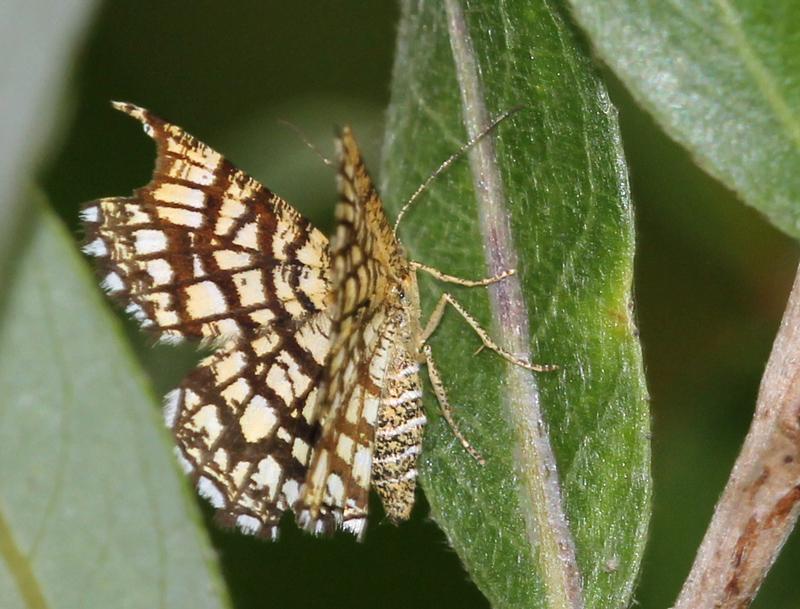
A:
[380,2,650,608]
[567,0,800,239]
[0,195,230,609]
[0,0,97,281]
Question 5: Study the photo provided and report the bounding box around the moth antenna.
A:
[392,104,526,235]
[277,119,335,167]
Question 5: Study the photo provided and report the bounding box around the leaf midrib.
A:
[443,1,585,607]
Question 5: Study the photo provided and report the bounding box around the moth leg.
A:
[410,261,514,287]
[422,344,485,465]
[419,292,556,372]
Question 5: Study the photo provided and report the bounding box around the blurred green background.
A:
[12,1,800,607]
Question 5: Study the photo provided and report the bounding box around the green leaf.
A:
[567,0,800,240]
[0,0,96,279]
[380,2,650,608]
[0,195,231,609]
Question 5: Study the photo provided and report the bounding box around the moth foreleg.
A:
[410,261,515,287]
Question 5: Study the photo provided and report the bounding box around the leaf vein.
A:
[713,0,800,150]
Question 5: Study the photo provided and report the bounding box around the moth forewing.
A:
[298,307,394,537]
[297,127,429,538]
[81,102,334,540]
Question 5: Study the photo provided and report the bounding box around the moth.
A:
[81,102,549,540]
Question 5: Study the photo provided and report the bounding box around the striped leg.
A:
[410,261,515,287]
[422,345,485,465]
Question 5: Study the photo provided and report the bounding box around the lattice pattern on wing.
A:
[81,102,330,345]
[166,311,332,539]
[298,127,405,539]
[80,102,338,538]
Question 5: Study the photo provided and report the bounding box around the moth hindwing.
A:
[82,102,545,540]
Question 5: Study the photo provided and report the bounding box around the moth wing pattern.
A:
[81,102,335,537]
[299,305,394,537]
[298,127,417,539]
[81,102,331,345]
[166,310,331,539]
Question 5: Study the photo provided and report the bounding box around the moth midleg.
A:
[410,261,514,287]
[422,345,486,465]
[419,291,556,372]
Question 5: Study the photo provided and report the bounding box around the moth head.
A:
[393,267,420,310]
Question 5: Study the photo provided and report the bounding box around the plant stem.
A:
[674,263,800,609]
